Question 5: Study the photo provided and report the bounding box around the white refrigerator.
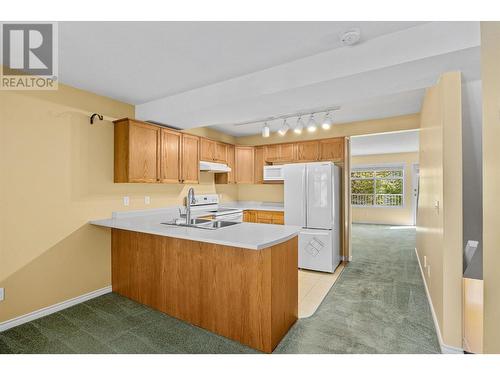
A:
[284,162,341,273]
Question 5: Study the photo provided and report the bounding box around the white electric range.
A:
[189,194,243,222]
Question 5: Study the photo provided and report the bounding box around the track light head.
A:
[294,116,304,134]
[278,118,290,136]
[307,114,317,132]
[322,112,332,130]
[262,122,270,137]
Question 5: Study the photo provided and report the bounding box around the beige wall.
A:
[236,184,284,203]
[236,113,420,146]
[416,72,463,349]
[0,85,238,322]
[351,152,418,226]
[480,22,500,354]
[183,126,236,144]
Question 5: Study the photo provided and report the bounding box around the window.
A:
[351,166,404,207]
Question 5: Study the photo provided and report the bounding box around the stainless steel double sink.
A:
[161,218,240,230]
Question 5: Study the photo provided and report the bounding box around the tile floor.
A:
[0,224,440,354]
[298,265,344,318]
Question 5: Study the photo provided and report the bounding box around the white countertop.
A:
[220,201,284,212]
[90,205,298,250]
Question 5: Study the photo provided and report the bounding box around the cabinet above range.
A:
[200,138,229,163]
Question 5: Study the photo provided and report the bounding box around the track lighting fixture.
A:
[322,112,332,130]
[262,122,270,137]
[294,116,305,134]
[278,118,290,136]
[222,104,340,138]
[307,114,317,132]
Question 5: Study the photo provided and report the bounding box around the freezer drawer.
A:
[298,229,339,273]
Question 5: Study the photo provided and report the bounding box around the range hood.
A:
[199,161,231,173]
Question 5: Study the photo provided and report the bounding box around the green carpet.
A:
[0,224,440,354]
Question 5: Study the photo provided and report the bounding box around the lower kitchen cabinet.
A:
[243,210,256,223]
[243,210,284,225]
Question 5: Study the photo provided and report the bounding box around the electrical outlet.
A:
[0,288,4,302]
[424,255,427,267]
[123,196,130,206]
[144,196,151,205]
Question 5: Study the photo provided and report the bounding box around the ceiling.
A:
[351,130,420,156]
[58,21,481,136]
[59,21,424,103]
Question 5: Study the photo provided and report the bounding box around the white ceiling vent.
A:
[340,29,361,46]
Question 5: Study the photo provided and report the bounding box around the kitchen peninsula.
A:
[91,209,300,353]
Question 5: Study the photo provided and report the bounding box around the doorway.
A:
[411,163,420,226]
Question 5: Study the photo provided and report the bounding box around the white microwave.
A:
[263,165,284,181]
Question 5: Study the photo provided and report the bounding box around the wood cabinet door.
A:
[279,144,295,162]
[215,142,227,163]
[319,138,344,161]
[226,145,235,183]
[215,144,235,184]
[295,141,320,162]
[235,147,255,183]
[272,212,284,225]
[243,210,258,222]
[254,147,265,184]
[265,144,280,162]
[181,134,200,183]
[200,138,216,161]
[128,121,160,182]
[159,129,181,183]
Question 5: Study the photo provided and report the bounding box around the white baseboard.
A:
[414,248,464,354]
[0,286,112,332]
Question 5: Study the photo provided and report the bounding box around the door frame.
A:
[411,163,420,226]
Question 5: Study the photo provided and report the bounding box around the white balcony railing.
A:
[352,193,403,207]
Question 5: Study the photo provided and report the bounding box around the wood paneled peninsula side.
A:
[91,209,299,353]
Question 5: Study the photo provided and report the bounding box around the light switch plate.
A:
[144,196,151,205]
[123,196,130,206]
[424,255,427,267]
[0,288,4,301]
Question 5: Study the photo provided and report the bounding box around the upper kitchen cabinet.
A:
[280,143,295,162]
[159,128,181,183]
[200,138,216,161]
[235,146,255,183]
[265,143,295,163]
[180,134,200,184]
[295,140,320,162]
[114,118,160,183]
[265,144,280,162]
[254,146,266,184]
[200,137,227,163]
[215,144,235,184]
[215,142,227,163]
[319,138,344,161]
[114,118,200,184]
